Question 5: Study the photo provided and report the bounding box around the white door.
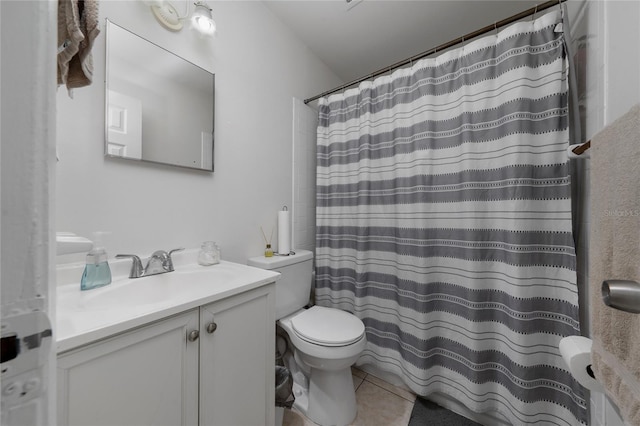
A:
[107,90,143,159]
[1,1,56,425]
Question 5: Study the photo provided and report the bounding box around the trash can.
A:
[275,365,294,426]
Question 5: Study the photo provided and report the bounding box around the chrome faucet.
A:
[116,248,184,278]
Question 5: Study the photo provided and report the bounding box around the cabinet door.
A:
[199,284,275,426]
[57,310,200,426]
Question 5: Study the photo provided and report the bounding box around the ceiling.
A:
[264,0,541,84]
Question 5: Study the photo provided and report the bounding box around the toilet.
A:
[248,250,366,426]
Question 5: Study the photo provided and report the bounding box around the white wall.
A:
[578,1,640,425]
[292,98,318,253]
[56,1,342,264]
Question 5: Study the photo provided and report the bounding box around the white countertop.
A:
[56,256,279,353]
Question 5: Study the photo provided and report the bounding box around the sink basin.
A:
[56,256,281,353]
[81,278,187,308]
[172,263,238,281]
[61,263,240,311]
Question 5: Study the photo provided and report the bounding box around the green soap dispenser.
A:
[81,232,112,291]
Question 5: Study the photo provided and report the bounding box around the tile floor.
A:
[282,367,416,426]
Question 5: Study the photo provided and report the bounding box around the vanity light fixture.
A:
[145,0,216,36]
[191,2,216,35]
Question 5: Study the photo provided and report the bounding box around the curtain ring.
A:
[532,4,538,21]
[494,22,498,36]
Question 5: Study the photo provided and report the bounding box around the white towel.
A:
[57,0,100,91]
[590,104,640,425]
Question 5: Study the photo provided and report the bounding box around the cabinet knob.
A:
[187,330,200,342]
[206,322,218,334]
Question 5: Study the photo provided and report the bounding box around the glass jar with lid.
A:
[198,241,220,266]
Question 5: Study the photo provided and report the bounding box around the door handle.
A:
[206,322,218,334]
[602,280,640,314]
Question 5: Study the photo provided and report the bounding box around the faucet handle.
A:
[168,247,185,257]
[115,254,144,278]
[165,247,184,271]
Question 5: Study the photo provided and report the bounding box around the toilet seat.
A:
[291,306,365,347]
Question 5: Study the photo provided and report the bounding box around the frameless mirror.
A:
[105,20,215,171]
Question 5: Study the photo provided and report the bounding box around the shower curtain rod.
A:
[304,0,566,104]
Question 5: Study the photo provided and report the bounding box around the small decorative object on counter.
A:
[198,241,220,266]
[260,225,274,258]
[81,231,112,290]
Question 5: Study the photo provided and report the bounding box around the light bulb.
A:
[191,2,216,36]
[192,15,215,35]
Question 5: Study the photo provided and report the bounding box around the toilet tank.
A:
[248,250,313,320]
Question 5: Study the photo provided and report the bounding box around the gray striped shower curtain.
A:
[315,11,586,426]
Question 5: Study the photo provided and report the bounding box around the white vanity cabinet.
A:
[199,285,275,426]
[57,284,275,426]
[57,309,200,425]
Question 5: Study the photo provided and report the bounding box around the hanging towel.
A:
[57,0,100,91]
[590,104,640,425]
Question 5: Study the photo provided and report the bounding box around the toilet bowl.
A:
[279,306,366,426]
[247,251,367,426]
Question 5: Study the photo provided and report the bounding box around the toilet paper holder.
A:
[602,280,640,314]
[558,335,603,392]
[586,364,596,379]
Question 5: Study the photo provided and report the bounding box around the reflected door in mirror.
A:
[107,90,142,159]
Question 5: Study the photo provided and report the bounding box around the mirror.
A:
[105,20,215,171]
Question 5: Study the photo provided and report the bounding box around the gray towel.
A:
[590,104,640,425]
[57,0,100,91]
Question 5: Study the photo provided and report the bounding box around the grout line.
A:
[353,371,367,392]
[362,375,416,403]
[363,379,402,399]
[354,378,364,392]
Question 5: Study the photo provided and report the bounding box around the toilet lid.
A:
[291,306,365,347]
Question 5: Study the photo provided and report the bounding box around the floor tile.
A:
[351,366,367,379]
[364,374,416,403]
[282,407,317,426]
[353,374,364,391]
[350,381,414,426]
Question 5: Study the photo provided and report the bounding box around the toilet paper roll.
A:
[559,336,604,392]
[278,209,291,255]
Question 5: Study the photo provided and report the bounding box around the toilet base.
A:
[305,366,357,426]
[275,407,284,426]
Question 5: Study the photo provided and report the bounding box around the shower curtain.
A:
[315,11,586,426]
